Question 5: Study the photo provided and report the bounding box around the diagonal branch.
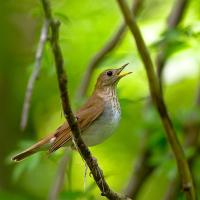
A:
[167,0,188,29]
[76,0,143,99]
[41,0,131,199]
[20,20,49,130]
[76,23,125,99]
[116,0,196,199]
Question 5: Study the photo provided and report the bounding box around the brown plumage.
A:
[12,63,131,161]
[49,94,104,153]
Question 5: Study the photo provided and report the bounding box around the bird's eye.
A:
[106,71,113,77]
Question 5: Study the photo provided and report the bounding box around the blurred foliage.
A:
[0,0,200,200]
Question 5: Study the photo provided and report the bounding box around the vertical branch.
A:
[195,76,200,106]
[20,20,49,130]
[49,150,71,200]
[163,176,180,200]
[41,0,131,199]
[76,0,143,99]
[123,140,156,198]
[116,0,196,199]
[124,0,190,198]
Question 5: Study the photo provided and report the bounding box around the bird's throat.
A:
[95,86,117,100]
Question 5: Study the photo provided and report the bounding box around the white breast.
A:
[82,97,121,146]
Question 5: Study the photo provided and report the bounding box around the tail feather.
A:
[12,135,53,162]
[12,149,37,162]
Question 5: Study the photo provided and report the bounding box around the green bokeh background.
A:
[0,0,200,199]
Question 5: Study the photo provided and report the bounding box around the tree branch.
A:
[123,0,190,197]
[167,0,188,29]
[49,150,72,200]
[163,176,180,200]
[123,140,156,198]
[163,125,200,200]
[163,79,200,200]
[50,1,143,194]
[20,20,49,130]
[76,0,143,99]
[116,0,196,199]
[156,0,189,91]
[41,0,131,199]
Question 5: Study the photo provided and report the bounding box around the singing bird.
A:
[12,63,132,161]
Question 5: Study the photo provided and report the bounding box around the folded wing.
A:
[49,95,104,152]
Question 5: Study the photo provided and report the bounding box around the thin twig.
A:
[116,0,196,199]
[41,0,131,199]
[196,76,200,105]
[76,0,143,99]
[20,20,49,130]
[123,138,155,198]
[49,149,71,200]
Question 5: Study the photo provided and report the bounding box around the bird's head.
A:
[95,63,132,90]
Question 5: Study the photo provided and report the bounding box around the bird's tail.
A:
[12,135,53,162]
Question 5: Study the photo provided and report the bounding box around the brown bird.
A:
[12,63,132,161]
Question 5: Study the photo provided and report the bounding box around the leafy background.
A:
[0,0,200,199]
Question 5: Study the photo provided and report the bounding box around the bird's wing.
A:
[49,95,104,153]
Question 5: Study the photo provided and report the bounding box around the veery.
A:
[12,63,132,161]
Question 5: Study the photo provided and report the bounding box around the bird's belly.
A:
[82,107,121,146]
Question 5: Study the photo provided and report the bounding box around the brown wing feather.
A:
[49,94,104,153]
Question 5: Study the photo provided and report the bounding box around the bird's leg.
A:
[71,139,105,193]
[71,138,90,191]
[70,143,77,151]
[84,161,88,191]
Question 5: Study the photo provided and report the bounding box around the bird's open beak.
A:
[117,63,132,79]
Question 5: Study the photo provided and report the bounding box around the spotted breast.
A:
[82,88,121,146]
